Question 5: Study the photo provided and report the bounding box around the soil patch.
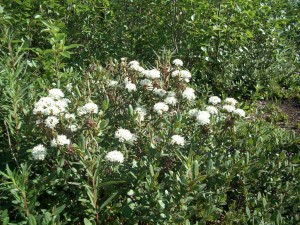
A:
[255,98,300,134]
[279,97,300,133]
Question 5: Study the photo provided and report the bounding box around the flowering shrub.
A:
[0,58,299,224]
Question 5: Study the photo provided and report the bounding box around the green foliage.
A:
[0,0,299,224]
[0,0,299,98]
[1,56,299,223]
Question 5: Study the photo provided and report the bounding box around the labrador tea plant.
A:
[0,58,298,224]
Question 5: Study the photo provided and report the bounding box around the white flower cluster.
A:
[45,116,59,129]
[206,106,218,115]
[208,96,221,105]
[33,89,69,116]
[223,105,235,113]
[125,82,137,92]
[48,88,64,99]
[105,150,124,163]
[182,87,196,101]
[196,111,211,125]
[171,135,185,146]
[153,102,169,114]
[77,102,98,116]
[108,80,118,87]
[33,89,75,131]
[172,59,183,67]
[124,77,137,92]
[32,144,47,160]
[65,113,76,121]
[143,69,161,79]
[51,135,71,147]
[153,88,167,97]
[234,108,246,117]
[188,108,200,117]
[115,128,136,143]
[225,97,238,106]
[139,79,153,89]
[207,96,245,117]
[164,96,177,106]
[171,70,192,82]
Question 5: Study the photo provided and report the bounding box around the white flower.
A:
[33,96,69,116]
[105,150,124,163]
[130,64,145,73]
[208,96,221,105]
[153,88,167,97]
[173,59,183,67]
[188,109,199,117]
[45,116,59,129]
[135,107,147,121]
[36,119,42,125]
[48,88,64,99]
[115,128,136,143]
[153,102,169,114]
[124,77,131,84]
[68,124,78,132]
[51,135,71,147]
[179,70,191,82]
[65,113,76,121]
[125,82,137,92]
[171,70,180,77]
[77,102,98,116]
[145,69,160,79]
[33,97,55,115]
[66,83,73,92]
[32,144,47,160]
[171,135,185,146]
[108,80,118,87]
[128,60,139,67]
[55,98,69,112]
[223,105,236,113]
[196,111,210,125]
[139,79,153,89]
[167,91,176,97]
[43,105,60,116]
[206,106,218,115]
[234,109,246,117]
[225,97,238,106]
[182,87,196,101]
[164,96,177,106]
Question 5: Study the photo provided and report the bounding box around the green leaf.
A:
[102,99,109,111]
[246,206,251,217]
[52,204,66,216]
[98,180,125,188]
[84,218,93,225]
[60,51,71,58]
[64,44,82,50]
[149,164,154,177]
[127,189,134,196]
[100,192,118,210]
[2,217,9,225]
[128,104,133,117]
[28,215,37,225]
[99,119,109,129]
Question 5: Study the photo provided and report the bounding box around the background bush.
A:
[0,0,299,224]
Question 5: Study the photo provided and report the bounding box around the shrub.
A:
[0,58,299,224]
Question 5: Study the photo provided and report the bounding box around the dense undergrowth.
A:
[0,1,299,224]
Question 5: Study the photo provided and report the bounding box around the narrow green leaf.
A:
[100,192,118,210]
